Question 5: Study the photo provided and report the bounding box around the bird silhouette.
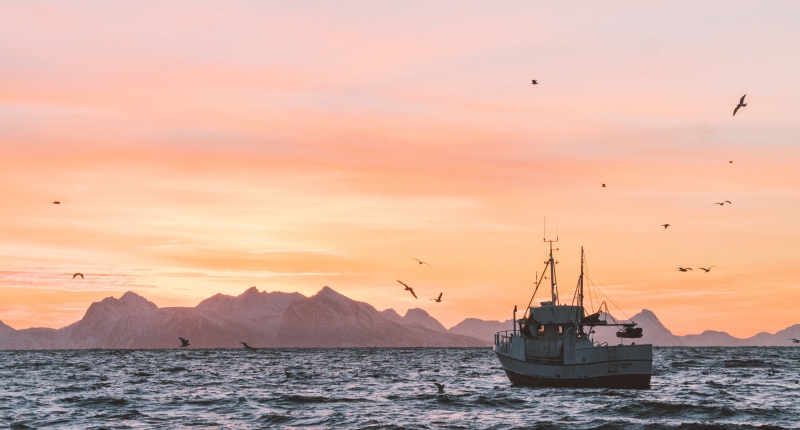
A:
[661,224,670,229]
[434,382,445,394]
[677,267,692,272]
[790,338,800,344]
[431,292,442,303]
[52,201,60,205]
[72,273,84,279]
[728,160,733,163]
[601,184,606,187]
[240,342,257,352]
[397,280,417,298]
[178,337,190,347]
[712,201,732,206]
[698,266,715,273]
[409,258,433,267]
[733,94,747,116]
[531,79,538,85]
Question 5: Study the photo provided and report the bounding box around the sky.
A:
[2,1,800,338]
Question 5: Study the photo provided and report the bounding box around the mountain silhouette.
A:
[0,286,484,349]
[1,288,799,349]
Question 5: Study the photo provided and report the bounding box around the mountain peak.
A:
[402,308,447,333]
[240,286,260,296]
[120,291,146,302]
[404,308,432,318]
[638,309,657,318]
[114,292,157,310]
[315,286,348,301]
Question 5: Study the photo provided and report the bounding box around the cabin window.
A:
[558,325,564,334]
[537,325,544,335]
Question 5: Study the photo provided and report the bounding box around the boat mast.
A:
[580,246,584,312]
[548,240,558,304]
[543,217,558,305]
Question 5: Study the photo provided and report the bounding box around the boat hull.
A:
[494,342,653,389]
[502,367,650,389]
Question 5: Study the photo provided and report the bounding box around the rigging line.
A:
[523,261,549,319]
[592,283,634,323]
[583,255,597,313]
[583,255,611,318]
[583,254,632,322]
[571,276,580,306]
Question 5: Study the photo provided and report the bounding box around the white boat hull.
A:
[494,338,652,389]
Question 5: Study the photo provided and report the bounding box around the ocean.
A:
[1,347,798,429]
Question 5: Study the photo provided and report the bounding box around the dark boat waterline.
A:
[503,367,651,389]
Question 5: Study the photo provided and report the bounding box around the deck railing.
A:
[495,330,513,352]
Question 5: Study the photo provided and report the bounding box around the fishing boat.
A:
[494,241,652,389]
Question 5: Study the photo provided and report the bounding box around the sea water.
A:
[1,347,798,429]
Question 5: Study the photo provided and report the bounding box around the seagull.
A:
[409,258,433,267]
[52,201,60,205]
[661,224,670,229]
[729,160,733,163]
[431,292,442,303]
[397,280,417,298]
[240,342,257,352]
[677,267,693,272]
[733,94,747,116]
[712,201,732,206]
[434,382,444,394]
[601,184,606,187]
[698,266,715,273]
[72,273,84,279]
[531,79,538,85]
[790,338,800,344]
[178,337,190,348]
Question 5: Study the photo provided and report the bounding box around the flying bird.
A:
[698,266,715,273]
[178,337,190,348]
[531,79,538,85]
[409,258,433,267]
[434,382,445,394]
[397,280,417,298]
[677,267,693,272]
[733,94,747,116]
[72,273,84,279]
[661,224,670,229]
[790,338,800,344]
[431,292,442,303]
[52,201,60,205]
[601,184,606,188]
[712,201,732,206]
[729,160,733,164]
[240,342,258,353]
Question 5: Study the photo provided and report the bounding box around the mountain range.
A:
[0,286,798,349]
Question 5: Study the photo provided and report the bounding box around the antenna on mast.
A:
[542,217,559,304]
[543,217,559,243]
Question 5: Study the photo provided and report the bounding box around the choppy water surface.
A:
[1,347,799,429]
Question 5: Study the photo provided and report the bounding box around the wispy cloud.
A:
[0,267,158,292]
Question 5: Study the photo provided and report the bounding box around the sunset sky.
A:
[2,1,800,338]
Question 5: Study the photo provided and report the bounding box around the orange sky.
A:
[2,1,800,338]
